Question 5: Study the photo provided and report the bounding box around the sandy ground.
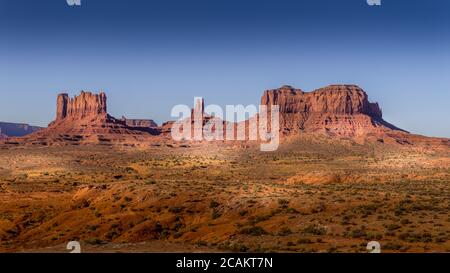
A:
[0,135,449,253]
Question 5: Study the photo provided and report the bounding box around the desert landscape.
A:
[0,85,449,253]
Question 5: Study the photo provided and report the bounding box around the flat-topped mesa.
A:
[0,122,42,137]
[121,116,158,128]
[261,84,382,118]
[260,84,403,139]
[55,91,107,122]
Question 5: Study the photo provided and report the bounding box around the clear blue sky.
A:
[1,0,449,137]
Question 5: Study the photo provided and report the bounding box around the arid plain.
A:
[0,135,449,253]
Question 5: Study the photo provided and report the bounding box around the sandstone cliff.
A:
[11,91,159,146]
[261,85,407,142]
[50,91,108,127]
[261,85,382,117]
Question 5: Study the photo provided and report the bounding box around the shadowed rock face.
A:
[56,93,68,120]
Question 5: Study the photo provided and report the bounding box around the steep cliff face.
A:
[51,91,108,126]
[261,85,382,117]
[261,85,404,140]
[56,93,69,120]
[14,91,160,146]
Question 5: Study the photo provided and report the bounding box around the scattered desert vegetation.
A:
[0,135,449,253]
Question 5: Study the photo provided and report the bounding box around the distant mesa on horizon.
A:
[0,121,42,138]
[121,116,159,128]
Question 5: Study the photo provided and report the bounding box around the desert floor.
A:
[0,136,449,253]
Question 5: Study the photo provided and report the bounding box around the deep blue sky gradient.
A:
[1,0,449,137]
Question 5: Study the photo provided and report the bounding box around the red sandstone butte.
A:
[52,91,107,122]
[260,85,406,141]
[10,91,159,146]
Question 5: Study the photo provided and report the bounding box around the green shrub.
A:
[239,226,269,236]
[303,224,327,235]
